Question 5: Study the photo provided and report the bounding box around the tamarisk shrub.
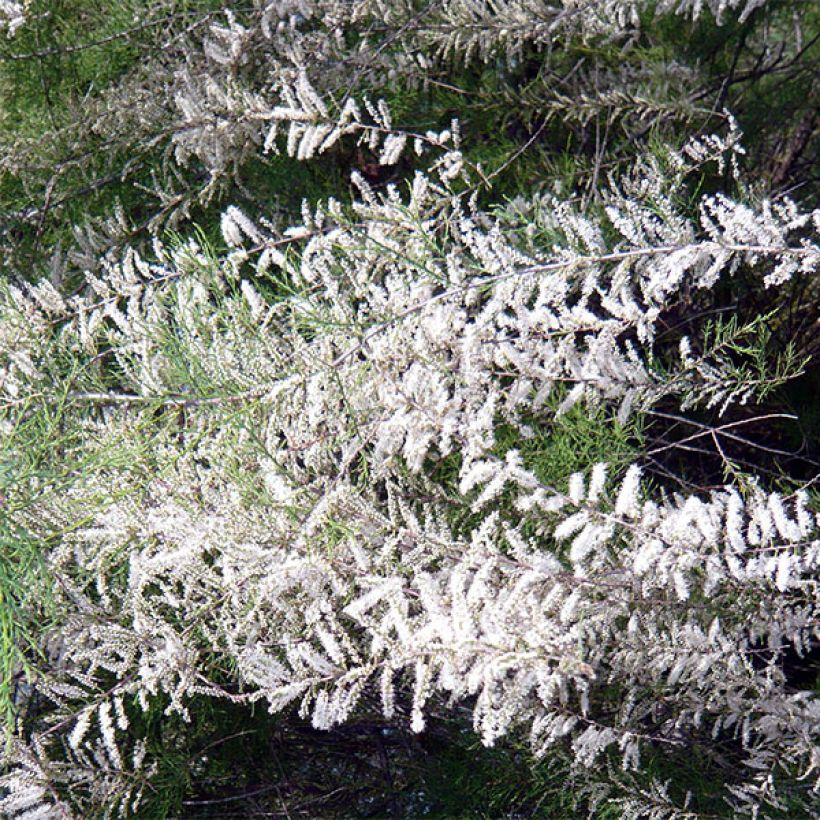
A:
[1,117,818,816]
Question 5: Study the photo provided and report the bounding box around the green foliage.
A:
[414,730,582,818]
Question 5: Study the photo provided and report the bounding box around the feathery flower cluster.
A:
[1,115,817,815]
[0,0,817,816]
[0,0,25,37]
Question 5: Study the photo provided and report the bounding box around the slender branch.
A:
[66,390,264,407]
[331,240,815,368]
[646,410,817,464]
[0,11,217,61]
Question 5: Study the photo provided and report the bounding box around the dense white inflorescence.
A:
[0,1,817,817]
[1,114,818,816]
[0,1,25,37]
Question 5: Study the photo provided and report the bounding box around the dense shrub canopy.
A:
[0,1,817,817]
